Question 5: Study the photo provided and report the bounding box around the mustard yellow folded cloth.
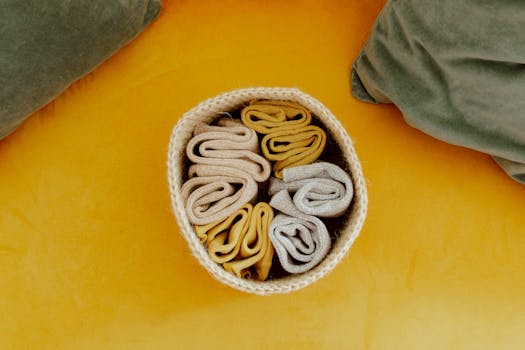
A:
[241,100,312,134]
[187,118,271,182]
[181,164,257,225]
[195,203,275,281]
[261,125,326,178]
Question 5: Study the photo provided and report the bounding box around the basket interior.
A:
[179,100,356,281]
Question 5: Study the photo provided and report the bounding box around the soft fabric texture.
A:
[3,0,524,346]
[351,0,525,184]
[0,0,161,139]
[261,126,326,179]
[241,100,326,179]
[181,165,257,226]
[186,118,271,182]
[269,190,331,274]
[493,157,525,184]
[241,100,312,134]
[195,203,274,281]
[269,162,354,218]
[170,88,368,294]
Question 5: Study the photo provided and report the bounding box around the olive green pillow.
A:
[0,0,161,139]
[352,0,525,184]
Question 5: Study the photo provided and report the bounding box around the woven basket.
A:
[167,87,367,295]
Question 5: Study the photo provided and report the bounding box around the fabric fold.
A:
[351,0,525,185]
[493,156,525,185]
[269,162,353,217]
[181,164,257,225]
[261,125,327,178]
[241,100,312,134]
[195,203,275,281]
[0,0,161,140]
[186,118,271,182]
[269,190,331,274]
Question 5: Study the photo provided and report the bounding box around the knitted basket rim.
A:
[167,87,368,295]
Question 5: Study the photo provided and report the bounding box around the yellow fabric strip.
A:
[195,202,275,281]
[223,202,274,281]
[205,204,252,264]
[261,125,327,178]
[241,100,311,134]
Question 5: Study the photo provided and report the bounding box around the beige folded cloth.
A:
[261,125,326,178]
[269,190,331,274]
[241,100,312,134]
[181,164,257,225]
[187,118,271,182]
[269,162,353,217]
[195,203,275,281]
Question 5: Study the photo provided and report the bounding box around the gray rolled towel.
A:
[269,162,353,217]
[181,164,258,225]
[269,190,331,274]
[186,118,271,182]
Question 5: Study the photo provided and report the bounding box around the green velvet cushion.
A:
[352,0,525,184]
[0,0,161,139]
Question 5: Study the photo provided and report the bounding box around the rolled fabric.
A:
[196,203,275,281]
[181,164,257,225]
[261,125,326,179]
[223,202,275,280]
[241,100,312,134]
[269,190,331,274]
[269,162,353,217]
[201,204,252,263]
[187,118,271,182]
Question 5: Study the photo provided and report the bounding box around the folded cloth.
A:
[187,118,271,182]
[241,100,312,134]
[195,203,275,281]
[0,0,161,139]
[181,164,257,225]
[269,190,331,274]
[269,162,353,217]
[261,125,327,178]
[351,0,525,185]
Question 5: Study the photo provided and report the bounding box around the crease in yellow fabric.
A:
[241,100,312,134]
[195,202,275,281]
[261,125,326,179]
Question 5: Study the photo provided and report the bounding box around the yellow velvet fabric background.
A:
[1,0,525,349]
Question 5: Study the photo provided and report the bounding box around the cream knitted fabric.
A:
[269,190,330,274]
[181,164,257,225]
[187,118,271,182]
[167,87,368,294]
[269,161,353,218]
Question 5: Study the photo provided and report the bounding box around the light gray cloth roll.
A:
[269,162,353,217]
[269,190,331,274]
